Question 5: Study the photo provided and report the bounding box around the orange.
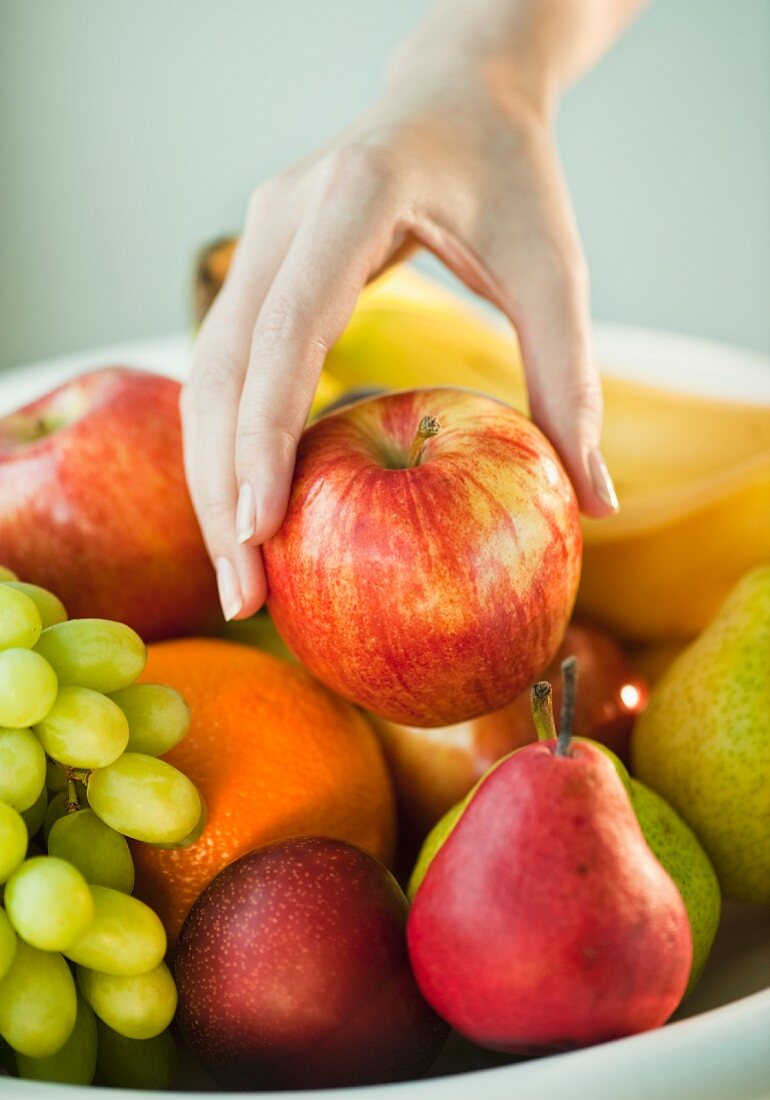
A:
[131,638,396,943]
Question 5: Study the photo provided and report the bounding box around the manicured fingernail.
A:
[216,557,242,621]
[235,483,256,544]
[588,448,619,512]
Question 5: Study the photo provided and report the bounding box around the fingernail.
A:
[588,448,619,512]
[235,483,256,544]
[216,557,242,621]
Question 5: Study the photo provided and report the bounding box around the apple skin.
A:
[173,837,448,1090]
[370,621,648,841]
[0,367,219,640]
[264,388,582,727]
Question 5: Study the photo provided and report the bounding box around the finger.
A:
[182,189,296,618]
[412,136,617,518]
[235,152,400,547]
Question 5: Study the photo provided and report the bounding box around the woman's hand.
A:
[181,26,623,623]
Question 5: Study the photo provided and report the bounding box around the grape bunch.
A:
[0,564,202,1088]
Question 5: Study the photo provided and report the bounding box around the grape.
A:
[34,619,146,693]
[2,581,67,629]
[0,726,46,811]
[46,757,67,791]
[34,686,129,769]
[0,648,57,727]
[48,809,134,893]
[43,790,70,842]
[64,885,166,975]
[21,783,48,839]
[0,940,77,1058]
[153,795,208,850]
[15,993,96,1085]
[109,683,190,756]
[88,752,202,845]
[77,961,177,1040]
[0,565,18,582]
[0,584,42,650]
[95,1020,177,1089]
[5,856,95,952]
[0,802,27,883]
[0,909,17,984]
[0,1037,15,1074]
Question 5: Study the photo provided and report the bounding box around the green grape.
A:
[95,1020,177,1090]
[34,619,147,693]
[15,993,96,1085]
[2,582,67,629]
[48,809,134,893]
[0,584,42,650]
[46,757,67,791]
[0,648,57,727]
[77,961,177,1040]
[109,683,190,756]
[153,795,207,850]
[88,752,202,845]
[0,940,77,1058]
[43,791,70,842]
[0,909,17,984]
[21,783,48,839]
[34,686,129,769]
[64,885,165,975]
[0,565,18,582]
[0,726,46,811]
[0,1036,15,1075]
[0,802,28,883]
[5,856,95,952]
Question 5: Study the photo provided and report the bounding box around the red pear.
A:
[174,837,448,1090]
[407,662,691,1051]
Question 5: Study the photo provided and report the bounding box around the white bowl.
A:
[1,327,769,1100]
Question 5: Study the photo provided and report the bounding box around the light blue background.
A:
[1,0,768,370]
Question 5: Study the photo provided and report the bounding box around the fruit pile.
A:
[0,567,202,1087]
[1,267,768,1092]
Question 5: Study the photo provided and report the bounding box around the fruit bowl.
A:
[1,326,769,1099]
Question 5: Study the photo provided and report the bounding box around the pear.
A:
[410,683,720,996]
[626,780,720,992]
[631,565,770,905]
[406,659,692,1052]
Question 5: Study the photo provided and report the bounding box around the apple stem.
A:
[556,655,578,757]
[531,681,557,741]
[408,415,441,467]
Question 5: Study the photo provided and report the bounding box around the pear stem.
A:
[556,655,578,757]
[408,415,441,467]
[531,681,557,742]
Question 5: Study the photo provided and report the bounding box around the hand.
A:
[181,75,618,622]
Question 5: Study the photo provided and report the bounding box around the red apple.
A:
[0,367,218,640]
[370,621,649,842]
[264,388,582,727]
[173,836,448,1090]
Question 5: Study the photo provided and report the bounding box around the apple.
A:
[370,621,648,842]
[173,836,449,1090]
[0,367,219,641]
[264,388,582,727]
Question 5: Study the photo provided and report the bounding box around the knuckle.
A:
[190,353,240,400]
[237,413,298,465]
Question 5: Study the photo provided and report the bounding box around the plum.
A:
[174,836,448,1089]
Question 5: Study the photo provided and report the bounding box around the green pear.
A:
[632,565,770,905]
[627,779,720,992]
[410,678,721,994]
